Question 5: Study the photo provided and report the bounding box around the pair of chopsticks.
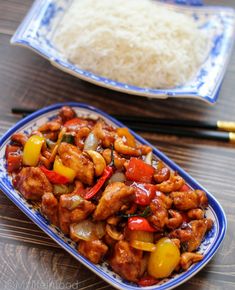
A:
[11,107,235,143]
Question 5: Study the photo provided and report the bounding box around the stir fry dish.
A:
[5,106,213,286]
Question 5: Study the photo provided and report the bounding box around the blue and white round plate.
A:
[10,0,235,104]
[0,102,227,290]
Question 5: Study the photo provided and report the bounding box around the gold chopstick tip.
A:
[217,121,235,132]
[229,132,235,143]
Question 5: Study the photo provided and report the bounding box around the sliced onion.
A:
[84,132,99,150]
[108,172,126,183]
[53,184,73,196]
[63,195,84,210]
[106,224,123,241]
[145,151,153,165]
[70,220,105,242]
[128,230,154,243]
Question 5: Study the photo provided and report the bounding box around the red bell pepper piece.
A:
[131,183,156,206]
[40,166,69,184]
[84,166,113,200]
[125,158,154,183]
[128,217,156,232]
[138,276,159,287]
[180,184,191,192]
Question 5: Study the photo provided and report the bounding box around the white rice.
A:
[53,0,208,88]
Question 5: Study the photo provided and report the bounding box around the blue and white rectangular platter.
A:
[0,102,227,290]
[11,0,235,104]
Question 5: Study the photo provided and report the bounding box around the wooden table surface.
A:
[0,1,235,289]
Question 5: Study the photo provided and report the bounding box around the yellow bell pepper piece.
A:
[148,237,180,278]
[117,128,136,147]
[23,135,44,166]
[53,156,76,182]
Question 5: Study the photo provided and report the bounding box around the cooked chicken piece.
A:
[109,240,143,282]
[41,192,58,226]
[7,153,22,173]
[93,182,134,220]
[78,240,108,264]
[169,219,213,252]
[70,204,96,223]
[149,198,168,230]
[5,145,21,158]
[11,132,28,146]
[168,224,193,244]
[170,190,208,211]
[180,252,203,270]
[156,174,184,193]
[103,233,117,247]
[59,193,95,234]
[5,145,22,173]
[58,142,94,185]
[58,205,71,234]
[156,191,173,209]
[59,106,76,123]
[149,192,173,230]
[13,167,52,200]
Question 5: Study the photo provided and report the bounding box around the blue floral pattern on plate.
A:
[10,0,235,103]
[0,102,227,290]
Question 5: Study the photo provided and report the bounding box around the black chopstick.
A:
[114,116,235,132]
[115,115,218,129]
[11,107,235,143]
[11,107,235,132]
[12,108,37,114]
[128,124,235,143]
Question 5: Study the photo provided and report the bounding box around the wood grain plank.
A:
[0,0,33,34]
